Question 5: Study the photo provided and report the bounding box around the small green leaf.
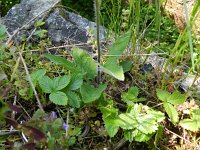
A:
[167,91,186,105]
[80,83,106,103]
[67,73,83,90]
[39,76,53,93]
[163,102,179,124]
[66,91,81,108]
[156,89,170,102]
[30,69,46,84]
[49,91,68,105]
[104,117,120,137]
[180,109,200,132]
[52,75,71,91]
[122,86,141,103]
[0,24,7,41]
[72,48,97,79]
[34,20,45,27]
[34,30,47,38]
[180,119,199,132]
[44,54,77,72]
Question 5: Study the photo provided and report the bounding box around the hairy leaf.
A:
[163,102,178,124]
[156,89,170,102]
[80,83,106,103]
[67,91,81,108]
[67,73,83,90]
[72,48,97,79]
[52,75,71,91]
[49,91,68,105]
[167,91,186,105]
[39,76,53,93]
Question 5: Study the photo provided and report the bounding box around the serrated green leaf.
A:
[180,109,200,132]
[66,91,81,108]
[52,75,70,91]
[44,54,77,72]
[147,109,165,123]
[137,114,158,134]
[156,89,170,102]
[118,113,138,129]
[167,91,186,105]
[67,73,83,90]
[49,91,68,105]
[122,86,140,103]
[80,83,106,103]
[104,118,120,137]
[39,76,53,93]
[180,119,199,132]
[134,130,153,142]
[31,69,46,84]
[72,48,97,79]
[124,130,138,142]
[163,102,179,124]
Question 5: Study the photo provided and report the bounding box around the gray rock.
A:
[2,0,106,50]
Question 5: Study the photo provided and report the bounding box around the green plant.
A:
[156,89,186,124]
[180,109,200,132]
[98,86,165,142]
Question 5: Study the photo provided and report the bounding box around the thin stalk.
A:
[94,0,101,84]
[183,0,194,72]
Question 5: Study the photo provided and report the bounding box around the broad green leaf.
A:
[155,126,164,147]
[30,69,46,85]
[107,31,130,56]
[163,102,179,124]
[49,91,68,105]
[147,109,165,122]
[102,31,131,81]
[67,73,83,90]
[104,117,120,137]
[52,75,71,91]
[80,83,106,103]
[179,119,199,132]
[124,130,137,142]
[118,113,138,129]
[121,60,133,73]
[156,89,170,102]
[167,91,186,105]
[39,76,53,93]
[180,109,200,132]
[44,54,77,72]
[137,114,158,134]
[134,130,153,142]
[102,63,124,81]
[66,91,81,108]
[72,48,97,79]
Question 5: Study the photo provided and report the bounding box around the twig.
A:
[18,52,43,111]
[165,127,191,144]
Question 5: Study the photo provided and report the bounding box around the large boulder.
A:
[2,0,105,50]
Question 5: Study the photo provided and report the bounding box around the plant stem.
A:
[95,0,101,84]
